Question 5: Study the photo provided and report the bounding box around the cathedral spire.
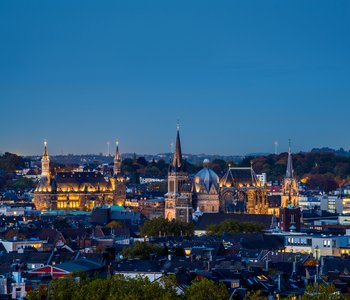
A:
[114,140,121,176]
[172,121,183,169]
[285,139,294,179]
[43,140,49,158]
[41,140,50,177]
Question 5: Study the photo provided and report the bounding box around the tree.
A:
[184,277,229,300]
[0,152,26,172]
[206,219,264,235]
[302,283,344,300]
[211,159,227,175]
[9,177,36,190]
[140,217,194,237]
[121,241,167,259]
[136,156,148,167]
[244,290,268,299]
[145,166,161,177]
[27,275,179,300]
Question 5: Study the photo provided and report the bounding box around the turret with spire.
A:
[165,122,192,222]
[41,140,50,178]
[114,140,122,176]
[170,121,186,172]
[281,140,299,207]
[285,139,294,179]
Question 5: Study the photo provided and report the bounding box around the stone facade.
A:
[34,142,126,211]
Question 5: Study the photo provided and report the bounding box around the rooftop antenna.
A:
[274,141,278,155]
[107,141,110,156]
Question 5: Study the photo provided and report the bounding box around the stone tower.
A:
[111,141,126,206]
[165,123,192,222]
[281,141,299,207]
[114,140,122,176]
[41,140,50,178]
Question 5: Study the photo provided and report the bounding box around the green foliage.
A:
[0,152,26,172]
[184,278,229,300]
[27,275,231,300]
[140,217,194,237]
[211,159,228,175]
[302,283,345,300]
[121,241,167,259]
[8,177,36,190]
[244,290,268,299]
[27,275,179,300]
[247,151,350,191]
[206,219,264,235]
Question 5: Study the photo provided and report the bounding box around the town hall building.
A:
[34,141,126,211]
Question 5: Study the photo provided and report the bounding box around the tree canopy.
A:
[184,277,229,300]
[206,219,264,235]
[27,274,229,300]
[121,241,167,260]
[140,217,194,237]
[0,152,26,172]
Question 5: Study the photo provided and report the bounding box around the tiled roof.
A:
[54,259,104,273]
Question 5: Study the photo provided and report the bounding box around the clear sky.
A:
[1,0,349,156]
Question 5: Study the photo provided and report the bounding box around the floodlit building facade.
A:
[34,141,126,211]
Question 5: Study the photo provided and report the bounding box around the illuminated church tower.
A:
[111,140,126,206]
[41,140,50,178]
[114,140,122,176]
[281,141,299,207]
[165,123,192,222]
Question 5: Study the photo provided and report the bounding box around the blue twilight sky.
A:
[0,1,349,156]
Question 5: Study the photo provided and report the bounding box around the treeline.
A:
[26,275,349,300]
[206,219,265,235]
[0,152,27,172]
[4,149,350,192]
[0,152,35,190]
[121,157,200,182]
[140,217,194,237]
[243,151,350,192]
[27,275,229,300]
[125,151,350,192]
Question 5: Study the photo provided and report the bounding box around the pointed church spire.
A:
[115,140,121,160]
[41,140,50,177]
[172,121,183,169]
[285,139,294,179]
[114,140,121,176]
[43,139,49,158]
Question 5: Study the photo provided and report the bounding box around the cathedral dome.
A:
[194,160,219,194]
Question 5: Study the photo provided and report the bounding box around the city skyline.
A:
[1,1,350,155]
